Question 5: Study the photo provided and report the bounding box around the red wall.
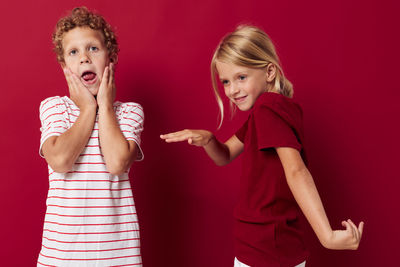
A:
[1,0,398,266]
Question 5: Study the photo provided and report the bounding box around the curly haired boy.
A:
[37,7,144,266]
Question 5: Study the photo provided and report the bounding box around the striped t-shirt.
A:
[37,96,144,267]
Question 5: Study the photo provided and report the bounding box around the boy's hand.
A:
[160,129,214,147]
[64,68,97,111]
[97,63,115,108]
[325,219,364,250]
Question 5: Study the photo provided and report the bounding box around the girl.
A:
[160,25,363,267]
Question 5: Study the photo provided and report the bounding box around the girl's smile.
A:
[233,96,247,103]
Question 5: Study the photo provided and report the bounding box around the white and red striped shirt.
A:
[37,96,144,267]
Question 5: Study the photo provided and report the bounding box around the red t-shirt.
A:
[234,92,309,267]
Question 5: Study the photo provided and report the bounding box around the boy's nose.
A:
[80,54,91,64]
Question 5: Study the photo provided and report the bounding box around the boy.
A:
[38,7,144,266]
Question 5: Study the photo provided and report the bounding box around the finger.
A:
[63,68,72,84]
[69,71,85,92]
[188,138,193,144]
[108,63,114,87]
[164,134,193,143]
[64,68,76,94]
[347,219,359,240]
[347,219,357,240]
[341,221,357,246]
[341,221,351,233]
[358,221,364,239]
[160,130,187,139]
[163,132,195,143]
[109,63,116,100]
[160,133,180,139]
[100,66,109,88]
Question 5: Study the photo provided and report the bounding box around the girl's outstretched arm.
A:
[160,130,243,166]
[276,147,364,250]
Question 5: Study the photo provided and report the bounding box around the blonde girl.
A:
[161,25,363,267]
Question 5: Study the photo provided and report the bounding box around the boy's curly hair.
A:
[52,7,118,63]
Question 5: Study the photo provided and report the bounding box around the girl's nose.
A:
[230,83,240,96]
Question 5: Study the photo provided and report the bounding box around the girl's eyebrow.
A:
[218,75,227,81]
[235,71,247,76]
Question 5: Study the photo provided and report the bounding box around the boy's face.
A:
[61,26,110,95]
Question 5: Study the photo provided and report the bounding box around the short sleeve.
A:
[39,96,68,157]
[235,119,248,143]
[118,103,145,161]
[254,105,301,151]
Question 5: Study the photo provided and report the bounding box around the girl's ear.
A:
[266,63,277,82]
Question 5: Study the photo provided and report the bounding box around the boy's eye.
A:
[221,80,229,86]
[69,50,77,56]
[238,75,246,81]
[89,46,99,52]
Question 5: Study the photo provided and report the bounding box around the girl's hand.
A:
[64,68,97,111]
[325,219,364,250]
[97,63,115,108]
[160,129,214,147]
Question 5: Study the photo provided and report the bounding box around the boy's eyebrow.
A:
[87,39,102,44]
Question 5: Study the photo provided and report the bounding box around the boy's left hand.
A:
[97,63,115,108]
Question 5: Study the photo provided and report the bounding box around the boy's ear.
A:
[266,63,277,82]
[110,54,118,64]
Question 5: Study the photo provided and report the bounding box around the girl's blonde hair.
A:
[211,25,293,128]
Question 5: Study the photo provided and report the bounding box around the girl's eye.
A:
[69,50,77,56]
[222,80,229,86]
[89,46,99,52]
[239,75,246,81]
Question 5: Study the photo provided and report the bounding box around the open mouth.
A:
[81,71,97,84]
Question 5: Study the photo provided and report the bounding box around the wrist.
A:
[79,104,97,114]
[204,132,215,147]
[320,230,335,249]
[97,102,114,111]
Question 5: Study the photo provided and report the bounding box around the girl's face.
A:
[61,26,110,95]
[216,61,270,111]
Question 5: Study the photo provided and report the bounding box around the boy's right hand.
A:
[160,129,214,147]
[64,68,97,111]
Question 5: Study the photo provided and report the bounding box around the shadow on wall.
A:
[124,69,195,267]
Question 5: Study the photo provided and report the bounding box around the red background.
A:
[1,0,398,266]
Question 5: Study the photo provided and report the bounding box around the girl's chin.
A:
[235,103,251,111]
